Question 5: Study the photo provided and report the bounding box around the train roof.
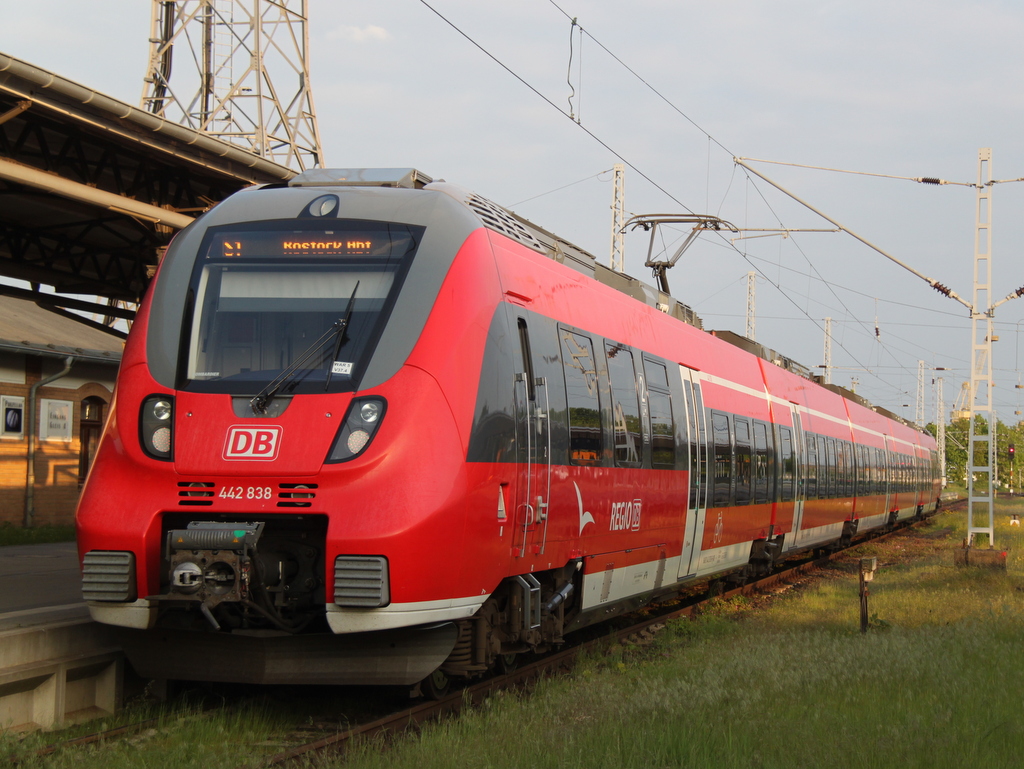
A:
[285,168,932,438]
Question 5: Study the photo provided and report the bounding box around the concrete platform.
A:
[0,542,124,731]
[0,542,83,617]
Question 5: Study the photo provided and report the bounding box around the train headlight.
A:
[140,394,174,461]
[359,401,381,423]
[326,396,387,463]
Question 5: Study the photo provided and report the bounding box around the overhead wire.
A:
[739,252,968,319]
[545,0,736,156]
[416,0,696,216]
[417,0,958,410]
[537,9,961,386]
[738,157,978,188]
[565,16,578,120]
[510,169,613,207]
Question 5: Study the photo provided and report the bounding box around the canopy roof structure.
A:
[0,294,123,363]
[0,51,295,315]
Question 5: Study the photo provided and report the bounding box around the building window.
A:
[79,396,107,485]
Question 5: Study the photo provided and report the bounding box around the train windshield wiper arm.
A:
[250,322,344,414]
[324,281,359,391]
[249,282,360,414]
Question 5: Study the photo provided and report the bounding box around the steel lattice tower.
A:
[609,164,625,272]
[141,0,323,171]
[936,376,946,485]
[822,317,832,385]
[915,359,925,426]
[967,149,995,546]
[745,271,756,341]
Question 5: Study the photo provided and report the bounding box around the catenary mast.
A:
[141,0,323,171]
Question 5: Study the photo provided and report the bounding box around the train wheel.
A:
[421,668,451,699]
[499,653,519,674]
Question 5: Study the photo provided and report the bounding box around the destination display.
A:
[209,225,418,259]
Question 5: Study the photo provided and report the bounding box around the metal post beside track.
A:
[859,558,877,633]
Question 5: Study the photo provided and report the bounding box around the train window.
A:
[734,417,752,505]
[839,441,850,497]
[467,308,517,464]
[648,394,674,471]
[182,220,424,394]
[517,318,536,402]
[779,426,795,502]
[561,331,602,465]
[644,357,670,390]
[851,445,860,496]
[605,343,642,467]
[712,411,732,507]
[648,390,674,468]
[850,444,857,495]
[817,436,828,498]
[805,433,818,498]
[851,444,859,496]
[826,438,837,497]
[644,357,674,470]
[753,421,772,504]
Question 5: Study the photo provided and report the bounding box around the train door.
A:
[678,366,708,579]
[784,408,806,552]
[512,317,552,558]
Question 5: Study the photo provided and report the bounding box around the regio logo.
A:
[609,499,642,532]
[224,426,282,460]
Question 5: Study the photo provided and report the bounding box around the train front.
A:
[75,169,490,686]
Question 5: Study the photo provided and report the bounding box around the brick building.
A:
[0,295,122,527]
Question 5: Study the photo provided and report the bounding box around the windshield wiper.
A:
[324,281,360,391]
[249,282,360,415]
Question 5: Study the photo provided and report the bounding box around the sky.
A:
[6,0,1024,423]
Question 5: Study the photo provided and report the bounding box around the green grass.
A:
[0,523,76,547]
[1,697,290,769]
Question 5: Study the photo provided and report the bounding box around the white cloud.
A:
[327,25,391,44]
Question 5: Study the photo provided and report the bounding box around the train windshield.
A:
[181,219,424,394]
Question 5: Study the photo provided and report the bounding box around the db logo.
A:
[224,426,282,460]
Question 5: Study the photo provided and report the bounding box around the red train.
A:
[76,168,940,693]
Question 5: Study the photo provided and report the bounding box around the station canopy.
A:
[0,51,296,328]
